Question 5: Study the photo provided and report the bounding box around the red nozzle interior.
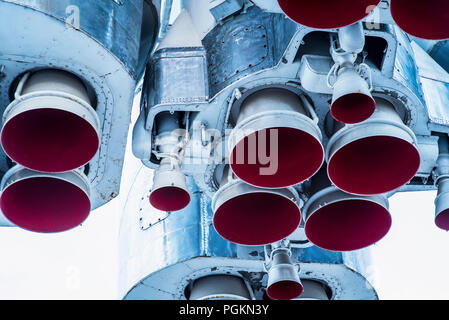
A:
[230,127,323,188]
[213,192,301,246]
[331,93,376,124]
[390,0,449,40]
[267,280,304,301]
[328,136,420,195]
[1,108,99,173]
[277,0,381,29]
[305,199,392,251]
[0,177,91,233]
[150,186,190,212]
[435,209,449,231]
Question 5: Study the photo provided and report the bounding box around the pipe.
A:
[338,22,365,54]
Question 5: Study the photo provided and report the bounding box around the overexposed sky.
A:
[371,190,449,299]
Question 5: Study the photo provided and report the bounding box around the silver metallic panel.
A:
[0,0,159,224]
[150,47,209,107]
[2,0,158,78]
[119,166,377,300]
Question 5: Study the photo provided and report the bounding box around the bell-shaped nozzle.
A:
[189,275,251,300]
[266,247,303,300]
[330,67,375,124]
[149,112,190,212]
[434,135,449,231]
[212,167,301,246]
[435,178,449,231]
[303,169,391,251]
[277,0,381,29]
[229,88,323,189]
[1,70,100,173]
[327,98,420,195]
[149,157,190,212]
[0,166,91,233]
[390,0,449,40]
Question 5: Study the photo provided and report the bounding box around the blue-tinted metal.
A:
[0,0,161,225]
[150,47,209,106]
[392,28,426,107]
[139,7,438,187]
[119,167,377,300]
[427,41,449,73]
[121,2,449,300]
[203,6,297,97]
[209,0,243,22]
[411,41,449,129]
[3,0,158,78]
[414,39,449,74]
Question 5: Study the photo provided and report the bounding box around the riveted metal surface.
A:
[140,7,431,184]
[150,47,209,108]
[0,0,160,226]
[426,40,449,73]
[203,6,297,97]
[1,0,158,78]
[119,167,377,300]
[120,0,449,300]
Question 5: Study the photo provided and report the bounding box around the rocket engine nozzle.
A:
[1,70,100,173]
[212,169,301,246]
[149,112,190,212]
[149,158,191,212]
[390,0,449,40]
[229,88,323,189]
[266,247,303,300]
[0,166,91,233]
[435,178,449,231]
[189,275,251,300]
[327,98,420,195]
[304,186,391,251]
[277,0,381,29]
[330,66,375,124]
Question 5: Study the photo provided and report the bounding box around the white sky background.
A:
[0,2,448,300]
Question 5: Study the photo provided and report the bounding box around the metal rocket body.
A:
[0,0,448,300]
